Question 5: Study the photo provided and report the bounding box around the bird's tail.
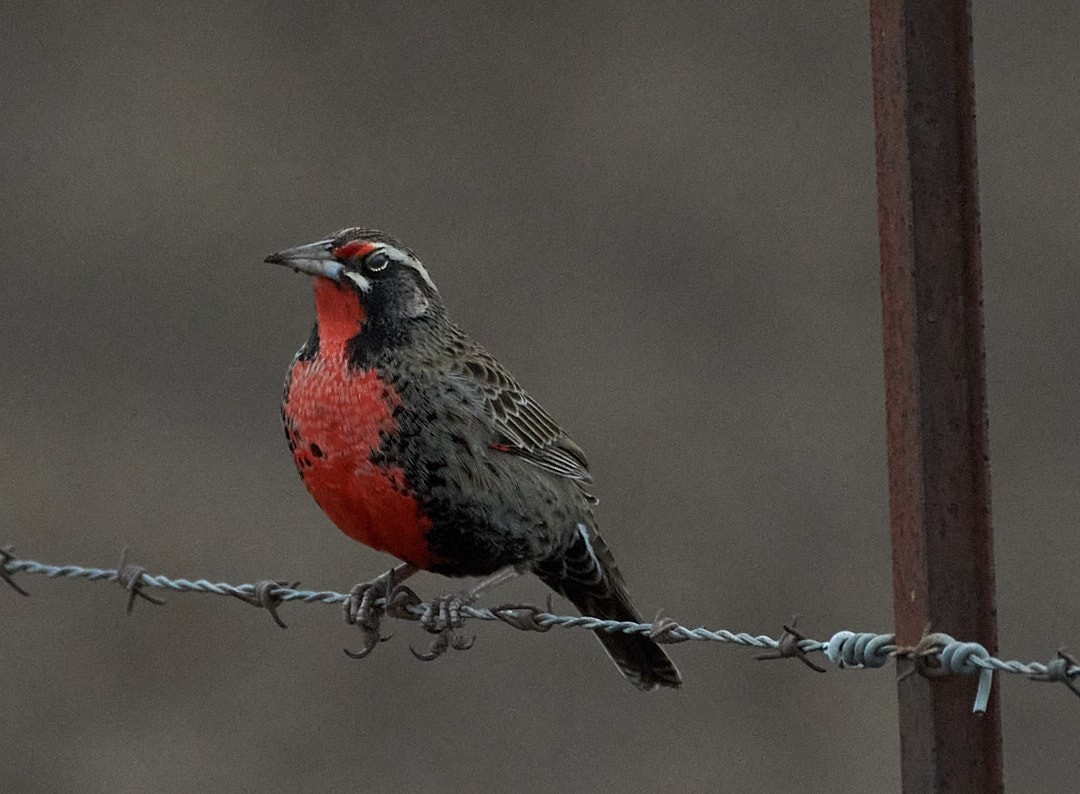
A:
[535,524,682,690]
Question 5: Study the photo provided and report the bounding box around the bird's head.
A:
[266,229,440,332]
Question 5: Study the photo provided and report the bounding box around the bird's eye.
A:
[364,251,390,272]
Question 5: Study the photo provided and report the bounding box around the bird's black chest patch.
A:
[371,364,584,577]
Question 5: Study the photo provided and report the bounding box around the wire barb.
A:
[230,579,299,629]
[0,545,31,597]
[115,548,166,614]
[1026,649,1080,699]
[487,603,555,633]
[649,612,691,645]
[755,616,826,672]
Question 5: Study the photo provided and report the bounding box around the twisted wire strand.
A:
[3,554,1078,708]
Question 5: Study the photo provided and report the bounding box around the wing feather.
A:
[448,348,594,489]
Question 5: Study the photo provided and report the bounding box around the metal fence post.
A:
[868,0,1004,790]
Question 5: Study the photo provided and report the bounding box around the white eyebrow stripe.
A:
[344,271,372,292]
[379,244,437,292]
[407,258,437,292]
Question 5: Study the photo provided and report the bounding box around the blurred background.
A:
[1,2,1078,791]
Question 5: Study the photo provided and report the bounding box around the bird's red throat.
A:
[311,276,367,354]
[282,277,437,569]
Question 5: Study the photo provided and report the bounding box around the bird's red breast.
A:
[282,278,437,569]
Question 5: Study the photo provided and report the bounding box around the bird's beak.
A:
[264,239,344,282]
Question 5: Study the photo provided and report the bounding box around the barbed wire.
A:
[2,546,1078,707]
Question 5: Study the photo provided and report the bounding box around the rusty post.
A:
[868,0,1003,790]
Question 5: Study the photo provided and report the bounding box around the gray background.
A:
[2,2,1078,791]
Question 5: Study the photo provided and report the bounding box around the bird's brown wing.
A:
[449,351,593,487]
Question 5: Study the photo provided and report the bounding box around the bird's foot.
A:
[342,578,387,659]
[419,590,475,633]
[342,568,421,659]
[411,590,477,661]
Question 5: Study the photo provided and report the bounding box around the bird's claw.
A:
[342,574,423,659]
[343,581,481,662]
[410,627,476,661]
[344,629,391,660]
[410,591,477,661]
[343,577,392,658]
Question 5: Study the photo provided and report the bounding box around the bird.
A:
[265,228,681,690]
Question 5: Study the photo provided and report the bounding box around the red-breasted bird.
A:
[266,228,681,690]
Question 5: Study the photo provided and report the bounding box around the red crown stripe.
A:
[332,241,378,260]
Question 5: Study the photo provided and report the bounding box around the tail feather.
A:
[536,524,682,691]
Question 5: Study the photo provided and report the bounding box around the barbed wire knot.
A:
[894,628,946,680]
[115,548,166,614]
[937,636,994,713]
[894,630,994,713]
[826,631,895,669]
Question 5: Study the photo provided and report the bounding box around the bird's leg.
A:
[466,566,522,606]
[412,567,521,661]
[343,562,418,659]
